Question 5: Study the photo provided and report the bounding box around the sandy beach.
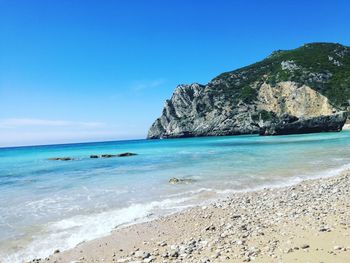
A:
[3,1,350,263]
[35,170,350,263]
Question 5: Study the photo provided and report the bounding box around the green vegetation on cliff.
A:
[214,43,350,109]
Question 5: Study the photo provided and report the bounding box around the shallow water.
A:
[1,131,350,262]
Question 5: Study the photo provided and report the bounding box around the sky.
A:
[1,0,350,147]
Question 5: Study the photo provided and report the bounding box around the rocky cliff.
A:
[148,43,350,139]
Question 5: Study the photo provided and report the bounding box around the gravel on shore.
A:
[38,170,350,263]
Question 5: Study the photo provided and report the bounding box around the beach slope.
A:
[46,170,350,263]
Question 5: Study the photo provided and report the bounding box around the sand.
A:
[33,170,350,263]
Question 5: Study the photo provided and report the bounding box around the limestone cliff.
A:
[148,43,349,138]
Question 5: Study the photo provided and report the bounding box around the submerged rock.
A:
[169,177,195,184]
[48,157,74,161]
[101,154,118,158]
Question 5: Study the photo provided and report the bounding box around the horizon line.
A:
[0,137,149,150]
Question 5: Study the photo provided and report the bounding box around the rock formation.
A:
[148,43,350,138]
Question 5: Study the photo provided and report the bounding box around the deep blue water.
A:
[1,131,350,262]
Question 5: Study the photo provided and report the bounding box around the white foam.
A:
[3,197,191,263]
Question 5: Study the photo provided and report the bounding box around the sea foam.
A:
[4,197,192,263]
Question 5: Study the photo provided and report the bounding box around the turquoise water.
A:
[1,131,350,262]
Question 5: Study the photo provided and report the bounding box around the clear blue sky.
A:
[1,0,349,146]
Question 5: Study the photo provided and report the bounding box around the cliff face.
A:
[148,43,350,139]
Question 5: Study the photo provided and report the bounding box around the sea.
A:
[1,131,350,262]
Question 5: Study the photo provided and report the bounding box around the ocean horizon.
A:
[1,131,350,262]
[0,137,146,150]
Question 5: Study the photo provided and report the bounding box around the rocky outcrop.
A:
[147,81,346,139]
[259,112,347,136]
[148,43,350,139]
[100,153,138,158]
[118,152,138,157]
[148,83,260,139]
[49,153,138,161]
[101,154,118,158]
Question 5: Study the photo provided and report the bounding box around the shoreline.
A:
[42,169,350,263]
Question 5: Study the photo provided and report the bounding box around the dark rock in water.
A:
[101,154,118,158]
[259,112,347,135]
[90,155,99,158]
[48,157,73,161]
[118,152,137,157]
[53,249,60,254]
[100,153,137,158]
[169,177,195,184]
